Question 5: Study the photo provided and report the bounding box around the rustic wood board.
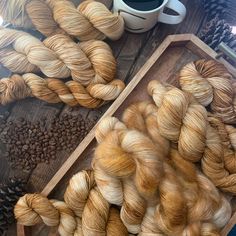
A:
[17,34,236,236]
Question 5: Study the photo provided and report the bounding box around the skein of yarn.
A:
[14,59,236,235]
[0,28,125,106]
[14,170,129,236]
[147,80,236,194]
[94,116,165,203]
[0,74,125,107]
[0,0,125,41]
[179,59,236,124]
[93,113,231,235]
[0,28,117,81]
[121,101,232,233]
[14,112,232,235]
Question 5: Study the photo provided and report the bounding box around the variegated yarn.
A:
[15,113,231,235]
[93,107,231,235]
[179,59,236,124]
[14,170,129,236]
[14,60,236,235]
[0,0,124,41]
[0,28,117,80]
[0,28,125,106]
[0,74,125,107]
[148,80,236,194]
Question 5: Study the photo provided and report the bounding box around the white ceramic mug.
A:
[113,0,186,33]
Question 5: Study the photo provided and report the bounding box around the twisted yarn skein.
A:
[207,114,236,175]
[120,102,232,234]
[179,59,236,124]
[0,0,125,41]
[94,116,165,202]
[14,111,232,235]
[94,117,149,234]
[0,74,125,107]
[94,114,231,235]
[14,170,129,236]
[148,80,236,194]
[0,28,125,106]
[0,28,117,81]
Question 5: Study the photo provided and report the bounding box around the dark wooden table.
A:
[0,0,211,234]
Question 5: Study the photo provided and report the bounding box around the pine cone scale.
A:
[0,179,26,234]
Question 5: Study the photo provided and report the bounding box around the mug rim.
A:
[117,0,168,13]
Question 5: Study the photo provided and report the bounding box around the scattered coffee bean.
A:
[0,114,97,171]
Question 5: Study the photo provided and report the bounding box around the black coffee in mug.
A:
[123,0,164,11]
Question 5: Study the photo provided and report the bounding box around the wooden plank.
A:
[17,223,31,236]
[115,32,151,83]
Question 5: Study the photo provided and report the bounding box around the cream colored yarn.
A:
[15,170,129,236]
[148,80,236,194]
[0,28,125,106]
[15,106,231,236]
[120,101,231,233]
[93,114,231,235]
[14,61,236,235]
[0,74,125,107]
[179,59,236,124]
[0,28,117,81]
[0,0,125,41]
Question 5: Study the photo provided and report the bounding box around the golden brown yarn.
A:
[0,28,125,106]
[148,80,207,162]
[179,59,236,124]
[15,114,231,235]
[148,80,236,194]
[94,116,157,234]
[120,102,231,234]
[122,101,170,156]
[94,118,165,202]
[15,170,129,236]
[14,67,236,235]
[0,73,125,107]
[170,150,231,228]
[0,0,124,41]
[0,28,117,81]
[94,115,230,235]
[207,114,236,174]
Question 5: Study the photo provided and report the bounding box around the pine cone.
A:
[199,17,236,65]
[203,0,229,20]
[0,179,26,235]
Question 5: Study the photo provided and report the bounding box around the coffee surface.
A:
[123,0,164,11]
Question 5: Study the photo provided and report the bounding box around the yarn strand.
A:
[0,74,125,107]
[0,0,125,41]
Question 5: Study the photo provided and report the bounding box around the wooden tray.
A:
[18,34,236,236]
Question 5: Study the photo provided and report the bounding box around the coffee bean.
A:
[1,113,95,171]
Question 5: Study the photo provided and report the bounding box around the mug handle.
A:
[158,0,186,24]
